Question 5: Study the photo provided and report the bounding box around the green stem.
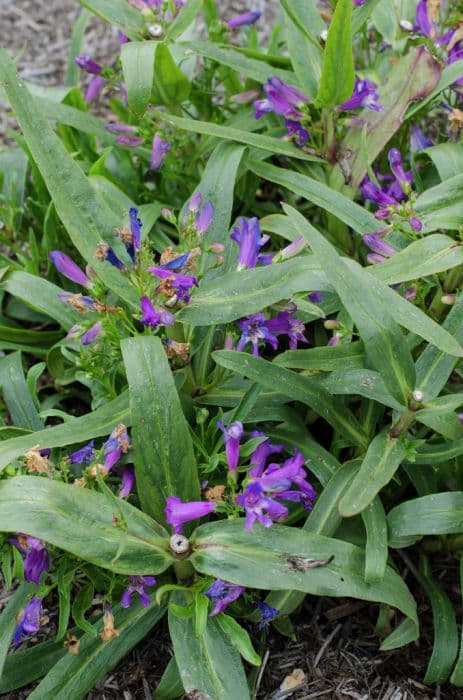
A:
[173,559,195,582]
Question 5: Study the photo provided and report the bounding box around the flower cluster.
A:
[234,306,308,357]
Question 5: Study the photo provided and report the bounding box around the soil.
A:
[0,2,462,699]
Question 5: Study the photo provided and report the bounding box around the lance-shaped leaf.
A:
[213,350,368,447]
[388,493,463,548]
[317,0,354,107]
[414,438,463,465]
[0,44,138,308]
[152,43,191,107]
[334,47,440,190]
[361,496,388,583]
[191,520,418,649]
[415,173,463,232]
[339,431,406,517]
[28,599,165,700]
[122,337,200,524]
[0,477,171,574]
[282,0,324,99]
[0,391,130,472]
[450,557,463,686]
[169,593,250,700]
[121,41,156,117]
[165,0,203,40]
[285,205,415,405]
[0,352,43,431]
[0,584,37,680]
[78,0,144,37]
[178,257,330,326]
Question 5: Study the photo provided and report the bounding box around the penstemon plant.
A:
[1,0,463,696]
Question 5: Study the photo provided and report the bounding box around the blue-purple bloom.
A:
[159,252,190,271]
[119,466,136,498]
[116,135,144,147]
[139,296,175,327]
[284,119,310,146]
[230,217,271,270]
[254,77,308,119]
[308,291,324,303]
[81,322,102,346]
[236,313,279,356]
[360,179,398,208]
[49,251,91,288]
[148,267,199,303]
[388,148,409,189]
[410,125,433,153]
[10,536,50,584]
[103,424,130,471]
[165,496,216,534]
[256,601,279,630]
[255,451,316,507]
[266,310,308,350]
[121,575,156,608]
[188,192,202,212]
[151,133,171,170]
[217,420,244,472]
[69,440,95,465]
[236,482,288,529]
[85,76,107,103]
[75,54,102,74]
[249,432,284,478]
[13,597,45,647]
[338,77,382,112]
[205,579,246,616]
[195,202,215,235]
[363,234,396,258]
[227,11,261,28]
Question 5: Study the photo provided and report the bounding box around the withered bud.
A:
[24,446,50,474]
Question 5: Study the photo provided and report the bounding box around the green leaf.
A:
[406,60,463,119]
[159,112,322,161]
[56,563,75,640]
[420,555,458,685]
[422,142,463,181]
[450,557,463,685]
[0,44,138,308]
[178,258,330,326]
[415,173,463,232]
[153,43,191,107]
[121,41,156,117]
[361,497,388,584]
[191,520,418,648]
[0,391,130,471]
[339,432,406,517]
[169,593,251,700]
[78,0,144,37]
[317,0,354,107]
[249,160,378,234]
[0,637,69,694]
[0,352,43,430]
[216,614,261,666]
[153,657,184,700]
[213,350,367,447]
[388,493,463,548]
[306,460,360,537]
[320,369,403,411]
[122,337,200,524]
[282,0,324,99]
[72,583,97,636]
[275,341,365,371]
[414,438,463,465]
[285,205,415,405]
[415,404,463,440]
[0,477,172,574]
[165,0,203,40]
[66,8,91,86]
[28,600,165,700]
[35,97,119,145]
[0,583,37,680]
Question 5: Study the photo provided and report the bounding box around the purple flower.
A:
[103,424,130,471]
[363,234,396,258]
[129,206,143,253]
[278,236,307,261]
[85,76,107,102]
[266,310,308,350]
[49,251,91,288]
[410,125,432,153]
[10,536,50,584]
[256,450,316,505]
[338,77,382,112]
[13,597,45,646]
[410,216,422,232]
[148,268,198,303]
[165,496,216,534]
[415,0,438,39]
[284,119,310,146]
[227,11,261,28]
[118,31,130,44]
[106,247,126,270]
[188,192,202,212]
[119,466,136,498]
[360,180,398,208]
[58,292,96,312]
[195,202,215,235]
[140,296,175,327]
[254,77,309,120]
[151,133,171,170]
[446,47,463,87]
[217,420,244,472]
[75,54,102,75]
[81,322,102,346]
[256,600,279,630]
[159,252,190,271]
[230,217,271,270]
[236,313,279,356]
[308,291,324,303]
[121,575,156,608]
[248,432,284,478]
[105,123,137,135]
[236,482,288,529]
[69,440,95,465]
[205,579,246,616]
[388,148,410,190]
[116,135,144,147]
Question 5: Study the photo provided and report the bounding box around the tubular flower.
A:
[248,431,284,478]
[236,482,288,529]
[121,575,156,608]
[103,424,130,471]
[227,11,261,28]
[256,600,279,630]
[388,148,410,190]
[338,77,382,112]
[58,292,96,313]
[217,420,244,472]
[254,77,309,119]
[75,54,102,74]
[256,451,317,506]
[10,536,50,584]
[205,579,246,615]
[362,234,396,259]
[165,496,216,534]
[230,217,272,270]
[266,310,308,350]
[119,466,136,498]
[194,202,215,235]
[410,125,433,153]
[139,296,175,328]
[148,267,199,303]
[69,440,96,465]
[284,118,310,146]
[81,322,102,346]
[13,597,46,647]
[151,133,171,170]
[85,76,107,103]
[236,313,279,356]
[49,251,91,288]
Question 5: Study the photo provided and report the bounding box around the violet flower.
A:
[236,482,288,529]
[284,119,310,146]
[446,47,463,87]
[129,206,143,253]
[227,11,261,28]
[75,54,102,75]
[256,451,317,505]
[69,440,95,465]
[236,313,279,356]
[188,192,202,212]
[140,296,174,327]
[118,31,130,44]
[266,310,308,350]
[388,148,409,189]
[205,579,246,616]
[254,77,308,120]
[148,268,199,303]
[248,431,284,478]
[151,133,171,170]
[85,76,107,103]
[116,135,144,147]
[49,251,91,288]
[338,77,382,112]
[256,600,279,630]
[308,291,324,303]
[119,466,136,498]
[159,252,190,271]
[13,597,45,647]
[410,125,432,153]
[195,202,215,235]
[165,496,216,534]
[10,536,50,584]
[410,216,422,232]
[103,424,130,471]
[105,123,137,135]
[121,575,156,608]
[360,180,398,208]
[217,420,244,472]
[230,217,271,270]
[363,234,396,258]
[81,322,102,346]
